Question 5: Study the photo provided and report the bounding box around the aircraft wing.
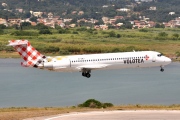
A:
[77,64,110,71]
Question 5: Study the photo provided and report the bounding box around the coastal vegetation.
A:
[0,28,180,60]
[0,99,180,120]
[78,99,113,108]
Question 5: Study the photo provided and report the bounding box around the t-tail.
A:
[7,40,46,68]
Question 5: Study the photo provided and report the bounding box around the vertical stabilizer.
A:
[8,40,46,67]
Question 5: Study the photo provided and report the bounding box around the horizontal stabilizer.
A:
[7,40,29,46]
[21,61,34,67]
[21,61,43,68]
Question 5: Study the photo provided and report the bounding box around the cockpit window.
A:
[157,54,162,57]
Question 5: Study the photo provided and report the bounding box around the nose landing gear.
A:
[160,66,164,72]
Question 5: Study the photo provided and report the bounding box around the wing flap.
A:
[77,64,110,70]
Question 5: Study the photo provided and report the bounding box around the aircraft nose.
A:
[165,57,172,64]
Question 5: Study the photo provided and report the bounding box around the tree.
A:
[139,29,148,32]
[158,32,168,37]
[122,22,133,29]
[0,29,4,34]
[58,28,70,34]
[117,34,121,38]
[94,19,104,25]
[36,23,48,30]
[115,19,125,24]
[109,31,116,37]
[79,21,86,26]
[39,29,52,34]
[30,16,38,22]
[21,22,31,27]
[70,18,77,24]
[78,99,113,108]
[155,23,165,28]
[175,51,180,57]
[23,11,31,18]
[12,24,19,30]
[172,33,179,39]
[78,99,102,108]
[128,14,140,21]
[0,24,6,29]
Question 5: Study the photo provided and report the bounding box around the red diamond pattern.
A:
[10,40,45,67]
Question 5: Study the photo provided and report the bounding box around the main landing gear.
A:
[160,66,164,72]
[82,69,91,78]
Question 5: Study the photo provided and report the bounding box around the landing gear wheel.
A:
[82,69,91,78]
[86,73,91,78]
[82,72,86,76]
[160,68,164,72]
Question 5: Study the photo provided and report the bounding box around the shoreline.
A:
[1,105,180,120]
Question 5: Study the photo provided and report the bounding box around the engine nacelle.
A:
[44,61,53,70]
[43,58,70,71]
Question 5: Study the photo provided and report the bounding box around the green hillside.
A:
[0,0,179,22]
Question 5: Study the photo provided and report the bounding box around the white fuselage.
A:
[42,51,171,72]
[7,40,172,78]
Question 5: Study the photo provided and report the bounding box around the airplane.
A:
[7,40,171,78]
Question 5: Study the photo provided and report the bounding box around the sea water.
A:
[0,59,179,107]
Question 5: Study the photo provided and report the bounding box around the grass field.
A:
[0,28,180,58]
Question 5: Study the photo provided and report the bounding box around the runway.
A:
[24,110,180,120]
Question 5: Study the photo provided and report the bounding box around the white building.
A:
[2,3,7,7]
[116,8,130,12]
[149,6,156,10]
[30,11,43,17]
[102,5,108,8]
[169,12,175,15]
